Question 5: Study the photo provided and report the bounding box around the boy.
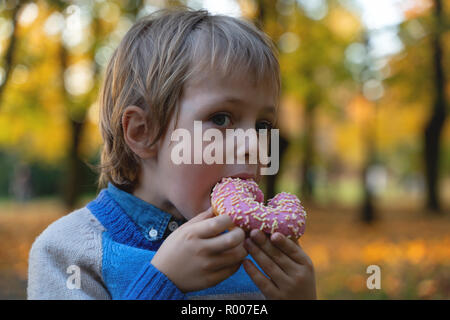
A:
[28,7,316,300]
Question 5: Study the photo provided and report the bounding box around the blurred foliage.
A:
[0,0,448,208]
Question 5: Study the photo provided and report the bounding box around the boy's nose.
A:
[234,130,259,164]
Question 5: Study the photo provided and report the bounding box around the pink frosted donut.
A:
[211,177,307,240]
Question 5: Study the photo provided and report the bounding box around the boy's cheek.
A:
[166,176,211,219]
[163,159,224,216]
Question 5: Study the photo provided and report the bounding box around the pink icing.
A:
[210,177,307,240]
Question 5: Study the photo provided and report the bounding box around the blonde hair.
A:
[96,6,281,192]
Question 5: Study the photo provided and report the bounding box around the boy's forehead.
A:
[180,70,277,116]
[182,77,277,111]
[185,65,274,97]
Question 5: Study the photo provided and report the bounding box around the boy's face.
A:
[146,69,277,221]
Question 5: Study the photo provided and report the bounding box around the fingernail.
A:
[250,230,263,243]
[272,233,283,241]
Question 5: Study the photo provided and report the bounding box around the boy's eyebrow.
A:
[206,97,276,114]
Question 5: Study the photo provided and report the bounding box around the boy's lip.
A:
[210,172,258,194]
[228,172,257,181]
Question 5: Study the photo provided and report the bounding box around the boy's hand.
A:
[151,208,247,293]
[242,229,317,300]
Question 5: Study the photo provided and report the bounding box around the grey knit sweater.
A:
[28,207,110,299]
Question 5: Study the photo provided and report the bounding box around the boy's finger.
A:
[244,238,289,287]
[249,229,296,275]
[242,259,278,299]
[208,262,242,286]
[206,243,248,271]
[194,214,234,239]
[270,232,310,265]
[205,226,246,253]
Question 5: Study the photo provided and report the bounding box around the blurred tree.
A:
[249,0,291,200]
[47,0,148,209]
[0,1,26,107]
[0,0,153,209]
[0,0,447,215]
[250,0,358,203]
[359,32,377,224]
[391,0,448,213]
[48,0,104,208]
[424,0,447,213]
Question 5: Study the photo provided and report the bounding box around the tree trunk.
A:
[0,2,23,107]
[301,99,316,201]
[265,134,289,200]
[64,119,85,208]
[58,40,87,209]
[361,140,376,224]
[424,0,447,213]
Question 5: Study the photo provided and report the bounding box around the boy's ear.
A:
[122,105,158,159]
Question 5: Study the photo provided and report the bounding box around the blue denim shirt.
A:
[107,183,187,242]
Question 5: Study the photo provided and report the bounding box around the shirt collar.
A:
[107,182,186,242]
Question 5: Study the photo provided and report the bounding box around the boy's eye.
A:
[256,121,273,131]
[210,113,232,127]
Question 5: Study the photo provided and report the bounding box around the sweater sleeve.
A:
[121,262,186,300]
[27,208,111,300]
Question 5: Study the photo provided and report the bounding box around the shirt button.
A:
[168,221,178,232]
[148,228,158,239]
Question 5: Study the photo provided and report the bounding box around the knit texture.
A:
[27,207,110,299]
